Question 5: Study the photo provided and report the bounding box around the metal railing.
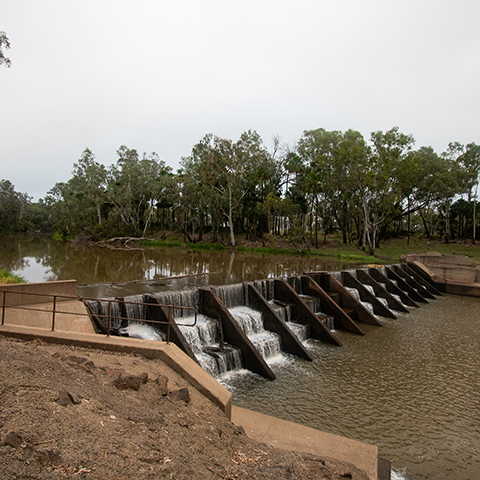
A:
[0,289,197,344]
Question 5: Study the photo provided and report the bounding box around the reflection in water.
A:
[0,235,361,297]
[225,295,480,480]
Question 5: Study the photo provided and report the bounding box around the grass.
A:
[138,233,480,264]
[0,269,25,285]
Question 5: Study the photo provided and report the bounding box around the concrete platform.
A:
[1,300,96,334]
[232,406,378,480]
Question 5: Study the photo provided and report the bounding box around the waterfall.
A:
[252,279,275,301]
[288,322,310,341]
[150,289,200,318]
[329,271,342,281]
[363,285,389,309]
[346,287,376,316]
[300,295,322,314]
[230,306,283,361]
[178,314,242,378]
[213,284,248,308]
[271,302,291,322]
[271,300,311,343]
[364,285,375,296]
[118,323,165,341]
[85,299,123,331]
[123,294,148,320]
[287,276,303,294]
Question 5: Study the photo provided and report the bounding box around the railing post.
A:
[107,301,112,336]
[167,307,171,344]
[1,291,6,325]
[51,295,57,331]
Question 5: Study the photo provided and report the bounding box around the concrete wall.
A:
[401,253,480,284]
[0,280,78,306]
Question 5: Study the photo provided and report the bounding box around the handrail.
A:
[0,289,197,344]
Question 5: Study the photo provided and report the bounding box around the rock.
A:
[155,375,169,396]
[55,390,81,406]
[101,367,124,378]
[169,387,190,403]
[56,390,72,406]
[65,356,95,372]
[113,372,147,391]
[0,430,21,448]
[68,393,82,405]
[236,425,246,436]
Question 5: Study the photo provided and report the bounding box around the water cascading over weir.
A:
[85,262,441,380]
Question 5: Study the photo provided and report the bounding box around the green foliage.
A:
[3,126,479,252]
[0,269,25,284]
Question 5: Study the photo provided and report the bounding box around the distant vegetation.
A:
[1,127,479,257]
[0,269,24,285]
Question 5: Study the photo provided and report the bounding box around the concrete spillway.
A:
[87,262,441,380]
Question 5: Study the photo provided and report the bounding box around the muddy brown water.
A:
[2,235,359,297]
[225,295,480,480]
[2,235,479,479]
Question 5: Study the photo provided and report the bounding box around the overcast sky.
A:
[1,0,479,200]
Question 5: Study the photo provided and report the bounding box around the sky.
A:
[1,0,480,200]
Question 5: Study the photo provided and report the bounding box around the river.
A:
[1,235,359,297]
[1,235,479,479]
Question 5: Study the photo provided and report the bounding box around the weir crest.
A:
[86,263,441,380]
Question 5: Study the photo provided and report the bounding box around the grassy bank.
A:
[139,233,480,264]
[0,269,25,285]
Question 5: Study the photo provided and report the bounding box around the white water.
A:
[118,323,165,341]
[213,284,247,308]
[230,306,283,361]
[179,314,242,378]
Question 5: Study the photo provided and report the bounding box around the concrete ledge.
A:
[1,300,96,334]
[232,406,378,480]
[438,282,480,297]
[0,280,78,305]
[0,325,232,419]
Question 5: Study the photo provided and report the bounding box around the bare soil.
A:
[0,335,369,480]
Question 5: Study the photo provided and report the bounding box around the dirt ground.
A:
[0,335,370,480]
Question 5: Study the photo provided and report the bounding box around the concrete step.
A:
[232,406,379,480]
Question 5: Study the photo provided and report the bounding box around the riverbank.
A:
[125,233,480,264]
[0,335,371,480]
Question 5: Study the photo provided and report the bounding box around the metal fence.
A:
[0,290,197,343]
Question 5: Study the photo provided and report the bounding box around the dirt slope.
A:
[0,336,369,480]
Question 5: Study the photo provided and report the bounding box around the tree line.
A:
[2,127,480,255]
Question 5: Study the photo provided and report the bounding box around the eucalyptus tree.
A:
[182,131,273,246]
[107,146,171,236]
[397,146,442,243]
[0,180,29,231]
[297,128,367,246]
[457,143,480,241]
[71,148,108,228]
[358,127,415,254]
[44,149,108,237]
[434,142,472,243]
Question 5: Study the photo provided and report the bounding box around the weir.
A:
[86,263,439,380]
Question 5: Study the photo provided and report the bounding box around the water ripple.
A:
[229,295,480,480]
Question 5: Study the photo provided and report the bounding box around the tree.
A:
[360,127,415,254]
[458,143,480,241]
[0,180,28,231]
[182,131,271,246]
[107,147,171,236]
[0,31,11,68]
